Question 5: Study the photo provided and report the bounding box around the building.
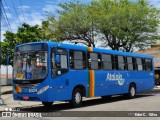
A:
[137,45,160,85]
[0,65,13,85]
[137,45,160,69]
[0,74,12,85]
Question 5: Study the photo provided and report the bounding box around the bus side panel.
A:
[121,71,143,93]
[68,70,88,98]
[49,75,71,101]
[120,71,154,94]
[49,70,88,101]
[94,70,104,97]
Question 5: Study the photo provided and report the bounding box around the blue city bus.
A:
[13,42,154,107]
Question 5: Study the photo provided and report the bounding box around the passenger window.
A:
[136,58,143,71]
[145,59,152,71]
[70,50,86,69]
[127,57,133,70]
[88,52,101,69]
[132,58,137,70]
[117,56,125,70]
[102,54,113,70]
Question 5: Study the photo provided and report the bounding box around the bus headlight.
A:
[37,86,49,95]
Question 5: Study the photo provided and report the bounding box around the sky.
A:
[1,0,92,74]
[1,0,160,74]
[1,0,160,42]
[1,0,91,41]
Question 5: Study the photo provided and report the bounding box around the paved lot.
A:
[14,92,160,112]
[0,86,160,119]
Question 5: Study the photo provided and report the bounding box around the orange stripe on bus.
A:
[88,46,95,98]
[88,47,92,52]
[92,71,94,97]
[90,70,92,97]
[89,70,95,98]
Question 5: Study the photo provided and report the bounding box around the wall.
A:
[0,65,13,85]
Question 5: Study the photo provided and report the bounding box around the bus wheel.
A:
[71,88,82,107]
[42,102,53,107]
[128,84,136,99]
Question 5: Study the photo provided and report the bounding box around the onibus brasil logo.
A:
[106,73,125,86]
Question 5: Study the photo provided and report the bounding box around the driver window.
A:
[51,48,68,78]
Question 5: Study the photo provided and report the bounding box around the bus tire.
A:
[128,84,136,99]
[71,88,82,107]
[42,102,53,107]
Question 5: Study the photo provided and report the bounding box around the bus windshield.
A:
[13,48,48,81]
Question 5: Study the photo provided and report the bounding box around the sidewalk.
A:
[1,85,12,95]
[0,86,40,111]
[0,86,160,111]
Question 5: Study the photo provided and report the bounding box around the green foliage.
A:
[1,0,160,65]
[1,23,50,65]
[47,2,95,46]
[46,0,160,51]
[92,0,160,51]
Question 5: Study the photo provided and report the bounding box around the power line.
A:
[1,7,11,31]
[3,0,15,24]
[19,0,26,23]
[11,0,22,25]
[0,0,5,105]
[1,2,12,31]
[1,2,12,32]
[1,13,11,31]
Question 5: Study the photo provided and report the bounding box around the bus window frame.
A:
[87,51,102,70]
[144,58,153,71]
[136,57,144,71]
[69,49,87,70]
[126,56,135,71]
[51,47,69,78]
[101,53,114,70]
[114,54,126,71]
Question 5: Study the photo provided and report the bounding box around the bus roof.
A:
[16,41,153,59]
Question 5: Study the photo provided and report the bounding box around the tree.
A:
[1,31,16,65]
[0,42,10,65]
[47,2,96,47]
[46,0,160,51]
[2,23,50,65]
[91,0,160,51]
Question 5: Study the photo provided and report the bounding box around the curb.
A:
[1,90,12,95]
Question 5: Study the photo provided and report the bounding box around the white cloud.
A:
[46,0,57,4]
[18,5,30,11]
[2,3,64,41]
[148,0,160,8]
[23,12,44,26]
[6,13,12,19]
[1,12,45,42]
[4,6,9,9]
[42,4,63,13]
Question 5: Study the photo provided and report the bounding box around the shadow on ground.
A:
[19,94,153,112]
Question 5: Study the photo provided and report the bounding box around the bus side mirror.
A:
[55,55,60,64]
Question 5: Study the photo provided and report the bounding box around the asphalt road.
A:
[1,89,160,120]
[19,93,160,112]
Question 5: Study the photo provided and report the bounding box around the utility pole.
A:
[0,0,5,105]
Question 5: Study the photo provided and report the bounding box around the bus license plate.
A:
[16,74,24,79]
[23,96,29,100]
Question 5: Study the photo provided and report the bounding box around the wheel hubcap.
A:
[75,92,81,104]
[131,87,135,96]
